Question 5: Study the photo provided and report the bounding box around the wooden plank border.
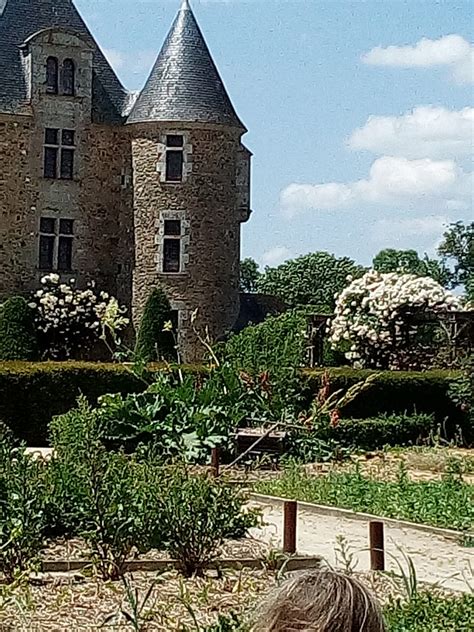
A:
[40,555,321,574]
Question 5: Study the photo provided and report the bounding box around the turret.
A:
[127,0,251,361]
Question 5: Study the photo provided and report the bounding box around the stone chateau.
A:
[0,0,252,360]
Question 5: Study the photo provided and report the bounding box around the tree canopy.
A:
[438,221,474,301]
[239,257,261,293]
[372,248,450,287]
[255,252,365,310]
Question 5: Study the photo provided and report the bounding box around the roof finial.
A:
[181,0,191,10]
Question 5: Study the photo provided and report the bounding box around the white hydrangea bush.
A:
[329,270,462,368]
[29,274,129,359]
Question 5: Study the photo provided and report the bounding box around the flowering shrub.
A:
[329,270,462,369]
[29,274,128,359]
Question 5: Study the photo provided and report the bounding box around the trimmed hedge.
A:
[323,413,437,451]
[0,297,38,361]
[0,362,468,446]
[134,288,176,362]
[305,367,463,420]
[0,362,178,446]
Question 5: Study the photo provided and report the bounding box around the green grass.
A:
[201,593,474,631]
[385,592,474,631]
[254,463,474,531]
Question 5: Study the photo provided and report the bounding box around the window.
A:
[46,57,59,94]
[38,217,74,271]
[39,218,55,270]
[162,219,181,273]
[165,135,184,182]
[62,59,75,96]
[43,128,75,180]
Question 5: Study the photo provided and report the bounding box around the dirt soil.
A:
[0,563,419,630]
[250,500,474,594]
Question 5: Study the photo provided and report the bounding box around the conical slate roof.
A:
[127,0,245,129]
[0,0,128,120]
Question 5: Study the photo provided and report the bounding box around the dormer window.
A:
[46,57,59,94]
[165,135,184,182]
[62,59,75,96]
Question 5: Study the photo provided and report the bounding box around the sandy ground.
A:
[250,500,474,593]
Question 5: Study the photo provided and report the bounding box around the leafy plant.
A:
[0,428,47,581]
[156,467,259,576]
[96,364,286,460]
[0,296,38,361]
[103,572,163,630]
[384,592,474,631]
[202,613,248,631]
[49,400,163,578]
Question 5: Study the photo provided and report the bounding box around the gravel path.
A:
[250,499,474,593]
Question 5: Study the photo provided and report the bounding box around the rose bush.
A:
[329,270,462,369]
[29,274,128,359]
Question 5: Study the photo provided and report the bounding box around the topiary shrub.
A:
[134,288,176,362]
[0,296,38,361]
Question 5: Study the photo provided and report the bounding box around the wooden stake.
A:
[369,521,385,571]
[283,501,297,554]
[211,447,220,477]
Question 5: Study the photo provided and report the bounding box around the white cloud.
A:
[261,246,293,267]
[348,106,474,160]
[280,156,472,216]
[362,34,473,84]
[281,182,353,214]
[372,215,449,240]
[371,215,450,253]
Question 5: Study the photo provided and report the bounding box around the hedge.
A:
[0,362,467,446]
[323,413,438,451]
[305,367,464,424]
[0,362,205,446]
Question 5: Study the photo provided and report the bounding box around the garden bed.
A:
[253,462,474,531]
[1,567,472,631]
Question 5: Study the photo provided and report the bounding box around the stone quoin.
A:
[0,0,252,361]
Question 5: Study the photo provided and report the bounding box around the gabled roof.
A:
[0,0,128,121]
[127,0,245,130]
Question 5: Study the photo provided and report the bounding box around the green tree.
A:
[372,248,450,286]
[240,257,260,293]
[134,288,176,362]
[438,221,474,301]
[0,296,38,361]
[256,252,365,310]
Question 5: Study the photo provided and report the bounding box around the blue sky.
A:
[76,0,473,269]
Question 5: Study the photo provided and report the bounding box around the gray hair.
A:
[253,569,386,631]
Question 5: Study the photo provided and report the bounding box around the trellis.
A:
[306,310,474,368]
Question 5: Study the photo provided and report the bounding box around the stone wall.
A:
[130,122,247,362]
[0,25,134,305]
[0,114,36,297]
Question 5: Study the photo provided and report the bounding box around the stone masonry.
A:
[0,0,251,362]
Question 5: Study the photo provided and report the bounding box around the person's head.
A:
[253,569,385,632]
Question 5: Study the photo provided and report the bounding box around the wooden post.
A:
[283,501,297,554]
[369,521,385,571]
[211,447,220,477]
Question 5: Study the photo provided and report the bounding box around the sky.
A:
[75,0,473,269]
